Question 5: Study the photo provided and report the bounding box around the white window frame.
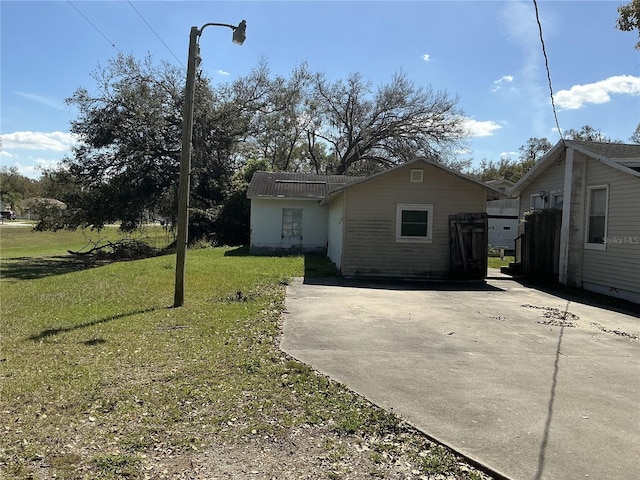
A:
[551,191,564,210]
[395,203,433,243]
[584,185,608,251]
[282,208,303,239]
[529,193,546,210]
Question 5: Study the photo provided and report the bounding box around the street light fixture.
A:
[174,20,246,307]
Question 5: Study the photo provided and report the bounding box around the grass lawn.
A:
[0,226,489,479]
[488,255,514,269]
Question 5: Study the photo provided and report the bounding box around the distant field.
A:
[0,224,172,259]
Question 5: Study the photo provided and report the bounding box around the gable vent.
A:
[410,169,424,183]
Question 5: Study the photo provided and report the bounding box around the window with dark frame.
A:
[401,210,428,237]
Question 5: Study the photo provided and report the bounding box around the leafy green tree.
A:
[468,137,552,183]
[0,166,41,212]
[518,137,552,171]
[564,125,613,142]
[45,54,469,242]
[50,54,248,232]
[616,0,640,49]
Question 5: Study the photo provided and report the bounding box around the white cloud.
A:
[555,75,640,110]
[492,75,514,92]
[217,69,230,76]
[0,131,78,152]
[422,54,430,62]
[500,151,518,158]
[13,91,65,110]
[0,150,15,158]
[462,118,503,137]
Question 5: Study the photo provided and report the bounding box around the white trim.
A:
[584,184,608,251]
[529,193,546,210]
[395,203,433,243]
[559,148,574,285]
[550,190,564,210]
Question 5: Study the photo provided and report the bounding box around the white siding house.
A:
[511,140,640,303]
[246,172,360,254]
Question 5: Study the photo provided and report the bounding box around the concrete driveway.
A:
[281,274,640,480]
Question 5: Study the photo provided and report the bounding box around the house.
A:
[248,158,503,279]
[510,140,640,303]
[246,171,361,254]
[485,179,519,251]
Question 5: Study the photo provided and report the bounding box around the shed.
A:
[322,158,502,279]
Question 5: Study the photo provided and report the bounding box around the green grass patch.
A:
[488,255,514,269]
[0,228,489,479]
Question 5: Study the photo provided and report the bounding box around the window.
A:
[530,193,545,210]
[396,204,433,243]
[551,192,564,210]
[282,208,302,239]
[586,186,608,249]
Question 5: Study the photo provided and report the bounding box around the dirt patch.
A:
[521,304,579,327]
[590,322,639,340]
[144,425,491,480]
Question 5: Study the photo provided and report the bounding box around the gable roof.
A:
[511,140,640,196]
[247,171,362,200]
[322,157,505,203]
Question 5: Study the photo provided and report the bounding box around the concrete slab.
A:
[281,277,640,480]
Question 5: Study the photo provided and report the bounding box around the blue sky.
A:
[1,0,639,179]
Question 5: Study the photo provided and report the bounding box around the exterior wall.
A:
[249,198,328,253]
[339,163,486,278]
[327,192,345,269]
[518,155,566,218]
[581,160,640,303]
[487,198,519,249]
[516,150,639,303]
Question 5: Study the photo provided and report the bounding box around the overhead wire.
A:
[532,0,565,144]
[126,0,186,69]
[67,0,122,54]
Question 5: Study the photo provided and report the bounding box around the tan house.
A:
[510,140,640,303]
[248,158,503,279]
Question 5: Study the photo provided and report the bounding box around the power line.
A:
[126,0,185,69]
[67,0,121,53]
[532,0,564,144]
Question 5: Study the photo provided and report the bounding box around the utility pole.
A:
[173,21,246,307]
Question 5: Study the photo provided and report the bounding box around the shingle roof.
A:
[567,140,640,160]
[247,171,363,199]
[510,140,640,195]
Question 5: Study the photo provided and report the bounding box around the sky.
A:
[1,0,639,179]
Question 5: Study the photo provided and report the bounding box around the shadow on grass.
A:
[28,307,165,342]
[1,255,112,281]
[223,245,251,256]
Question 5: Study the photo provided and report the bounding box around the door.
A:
[449,213,488,280]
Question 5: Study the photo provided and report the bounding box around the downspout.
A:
[558,147,573,285]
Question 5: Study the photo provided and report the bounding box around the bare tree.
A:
[308,72,466,175]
